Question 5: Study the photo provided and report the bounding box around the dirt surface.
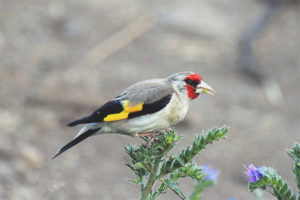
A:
[0,0,299,199]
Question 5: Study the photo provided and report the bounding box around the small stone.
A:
[20,145,43,168]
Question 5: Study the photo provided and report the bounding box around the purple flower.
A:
[244,164,265,182]
[202,165,218,181]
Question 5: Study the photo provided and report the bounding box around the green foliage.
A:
[125,126,229,200]
[170,162,205,182]
[160,127,228,176]
[248,142,300,200]
[248,167,296,200]
[287,142,300,198]
[189,180,215,200]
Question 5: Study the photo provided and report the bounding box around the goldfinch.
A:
[52,71,216,159]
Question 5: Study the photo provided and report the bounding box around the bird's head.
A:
[167,71,216,100]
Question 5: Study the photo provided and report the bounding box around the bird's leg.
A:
[138,132,160,147]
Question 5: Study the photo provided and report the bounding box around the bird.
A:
[52,71,216,159]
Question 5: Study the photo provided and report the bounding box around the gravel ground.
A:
[0,0,299,199]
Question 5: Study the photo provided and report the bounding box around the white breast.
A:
[104,92,191,136]
[160,91,191,126]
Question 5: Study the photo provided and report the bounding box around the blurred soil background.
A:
[0,0,299,199]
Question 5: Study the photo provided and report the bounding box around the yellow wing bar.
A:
[103,100,143,122]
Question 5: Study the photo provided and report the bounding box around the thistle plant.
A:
[245,142,300,200]
[125,126,229,200]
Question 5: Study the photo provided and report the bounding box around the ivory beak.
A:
[195,81,216,95]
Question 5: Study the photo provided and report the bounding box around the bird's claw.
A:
[138,132,160,147]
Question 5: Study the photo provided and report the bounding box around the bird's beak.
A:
[195,81,216,95]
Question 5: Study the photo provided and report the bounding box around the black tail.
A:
[67,116,90,127]
[52,128,100,159]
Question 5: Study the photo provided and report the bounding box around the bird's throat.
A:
[185,85,199,99]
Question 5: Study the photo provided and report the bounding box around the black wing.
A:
[67,100,123,126]
[67,94,172,127]
[128,94,172,118]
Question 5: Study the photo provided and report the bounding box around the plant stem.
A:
[140,174,157,200]
[140,160,160,200]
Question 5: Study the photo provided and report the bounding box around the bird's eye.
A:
[185,78,199,87]
[185,79,193,85]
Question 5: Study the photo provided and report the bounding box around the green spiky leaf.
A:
[162,178,186,200]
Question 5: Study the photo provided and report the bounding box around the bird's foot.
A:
[138,132,160,147]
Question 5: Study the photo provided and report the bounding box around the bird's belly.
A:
[108,113,170,136]
[165,107,188,126]
[103,93,190,136]
[125,95,190,134]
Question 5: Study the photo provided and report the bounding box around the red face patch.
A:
[185,73,202,99]
[185,85,199,99]
[186,73,202,82]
